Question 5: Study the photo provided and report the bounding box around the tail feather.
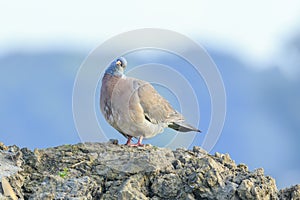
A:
[168,122,201,132]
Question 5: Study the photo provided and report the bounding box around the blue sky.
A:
[0,1,300,189]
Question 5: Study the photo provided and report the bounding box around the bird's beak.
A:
[116,60,121,66]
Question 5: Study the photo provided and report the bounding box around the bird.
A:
[100,57,201,146]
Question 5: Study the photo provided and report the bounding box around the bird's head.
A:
[105,57,127,77]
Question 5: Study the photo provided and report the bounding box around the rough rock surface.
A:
[0,141,299,200]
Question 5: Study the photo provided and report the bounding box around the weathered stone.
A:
[0,141,299,199]
[118,174,148,200]
[0,152,21,180]
[151,173,182,198]
[279,184,300,200]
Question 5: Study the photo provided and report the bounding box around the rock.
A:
[0,141,299,199]
[1,177,18,200]
[279,184,300,200]
[151,173,182,198]
[117,174,148,200]
[0,143,8,151]
[0,152,21,180]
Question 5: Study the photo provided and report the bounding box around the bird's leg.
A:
[126,136,144,147]
[136,136,144,146]
[125,136,133,145]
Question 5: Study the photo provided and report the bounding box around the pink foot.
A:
[125,136,144,147]
[127,142,144,147]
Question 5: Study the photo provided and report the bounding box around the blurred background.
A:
[0,0,300,189]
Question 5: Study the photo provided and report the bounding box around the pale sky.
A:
[1,0,300,76]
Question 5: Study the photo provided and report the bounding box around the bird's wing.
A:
[132,79,184,124]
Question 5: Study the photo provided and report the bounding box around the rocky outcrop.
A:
[0,141,299,200]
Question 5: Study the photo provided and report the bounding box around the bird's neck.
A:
[105,66,124,77]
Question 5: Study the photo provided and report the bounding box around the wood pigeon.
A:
[100,57,201,146]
